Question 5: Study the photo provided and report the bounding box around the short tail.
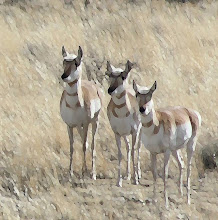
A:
[188,110,202,136]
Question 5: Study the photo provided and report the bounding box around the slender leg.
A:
[172,149,185,196]
[115,134,122,187]
[77,126,89,150]
[132,133,139,185]
[137,133,142,179]
[164,150,171,209]
[151,153,158,202]
[82,124,89,176]
[91,121,99,180]
[124,136,131,180]
[67,126,74,177]
[186,138,197,205]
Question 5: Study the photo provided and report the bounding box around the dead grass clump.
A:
[201,140,218,171]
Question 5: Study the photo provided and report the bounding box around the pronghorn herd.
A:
[59,46,202,209]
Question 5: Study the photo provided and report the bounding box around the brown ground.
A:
[0,0,218,219]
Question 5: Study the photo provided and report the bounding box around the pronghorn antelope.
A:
[133,80,201,208]
[60,46,103,180]
[106,60,142,187]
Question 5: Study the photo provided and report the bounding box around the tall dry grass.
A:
[0,0,217,218]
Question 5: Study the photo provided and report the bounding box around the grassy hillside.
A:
[0,0,217,219]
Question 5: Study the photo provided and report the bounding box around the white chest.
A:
[60,99,88,127]
[109,113,140,136]
[141,126,166,153]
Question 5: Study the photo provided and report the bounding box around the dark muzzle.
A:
[61,73,67,80]
[108,87,115,95]
[139,107,145,113]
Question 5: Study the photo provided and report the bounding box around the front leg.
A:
[151,153,158,203]
[132,133,139,185]
[82,124,89,176]
[77,126,89,150]
[137,130,142,179]
[115,134,122,187]
[67,126,74,177]
[123,136,131,180]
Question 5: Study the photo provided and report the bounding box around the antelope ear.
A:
[125,60,133,73]
[106,61,112,75]
[133,80,138,93]
[150,81,157,94]
[122,60,133,78]
[75,46,83,66]
[62,46,67,57]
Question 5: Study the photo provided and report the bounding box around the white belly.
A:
[109,114,140,136]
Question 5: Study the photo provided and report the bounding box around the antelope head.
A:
[61,46,83,82]
[106,60,133,95]
[133,80,157,115]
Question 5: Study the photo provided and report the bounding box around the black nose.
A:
[108,87,113,95]
[139,107,145,113]
[61,73,66,80]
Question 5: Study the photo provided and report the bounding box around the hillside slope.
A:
[0,0,217,219]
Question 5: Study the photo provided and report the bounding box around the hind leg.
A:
[164,149,171,209]
[172,149,185,196]
[115,134,122,187]
[186,137,197,205]
[91,120,99,180]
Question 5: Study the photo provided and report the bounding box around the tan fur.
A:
[116,90,126,99]
[81,80,102,109]
[68,79,78,87]
[107,90,136,119]
[153,123,161,134]
[66,100,81,109]
[156,110,176,136]
[142,120,153,128]
[61,80,102,112]
[185,109,200,134]
[142,107,198,137]
[126,91,138,113]
[67,91,78,96]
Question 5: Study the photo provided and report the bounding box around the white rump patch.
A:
[90,98,101,118]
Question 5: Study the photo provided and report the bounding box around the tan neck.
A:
[65,78,83,108]
[65,78,81,95]
[141,107,159,126]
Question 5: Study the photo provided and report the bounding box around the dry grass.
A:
[0,0,218,219]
